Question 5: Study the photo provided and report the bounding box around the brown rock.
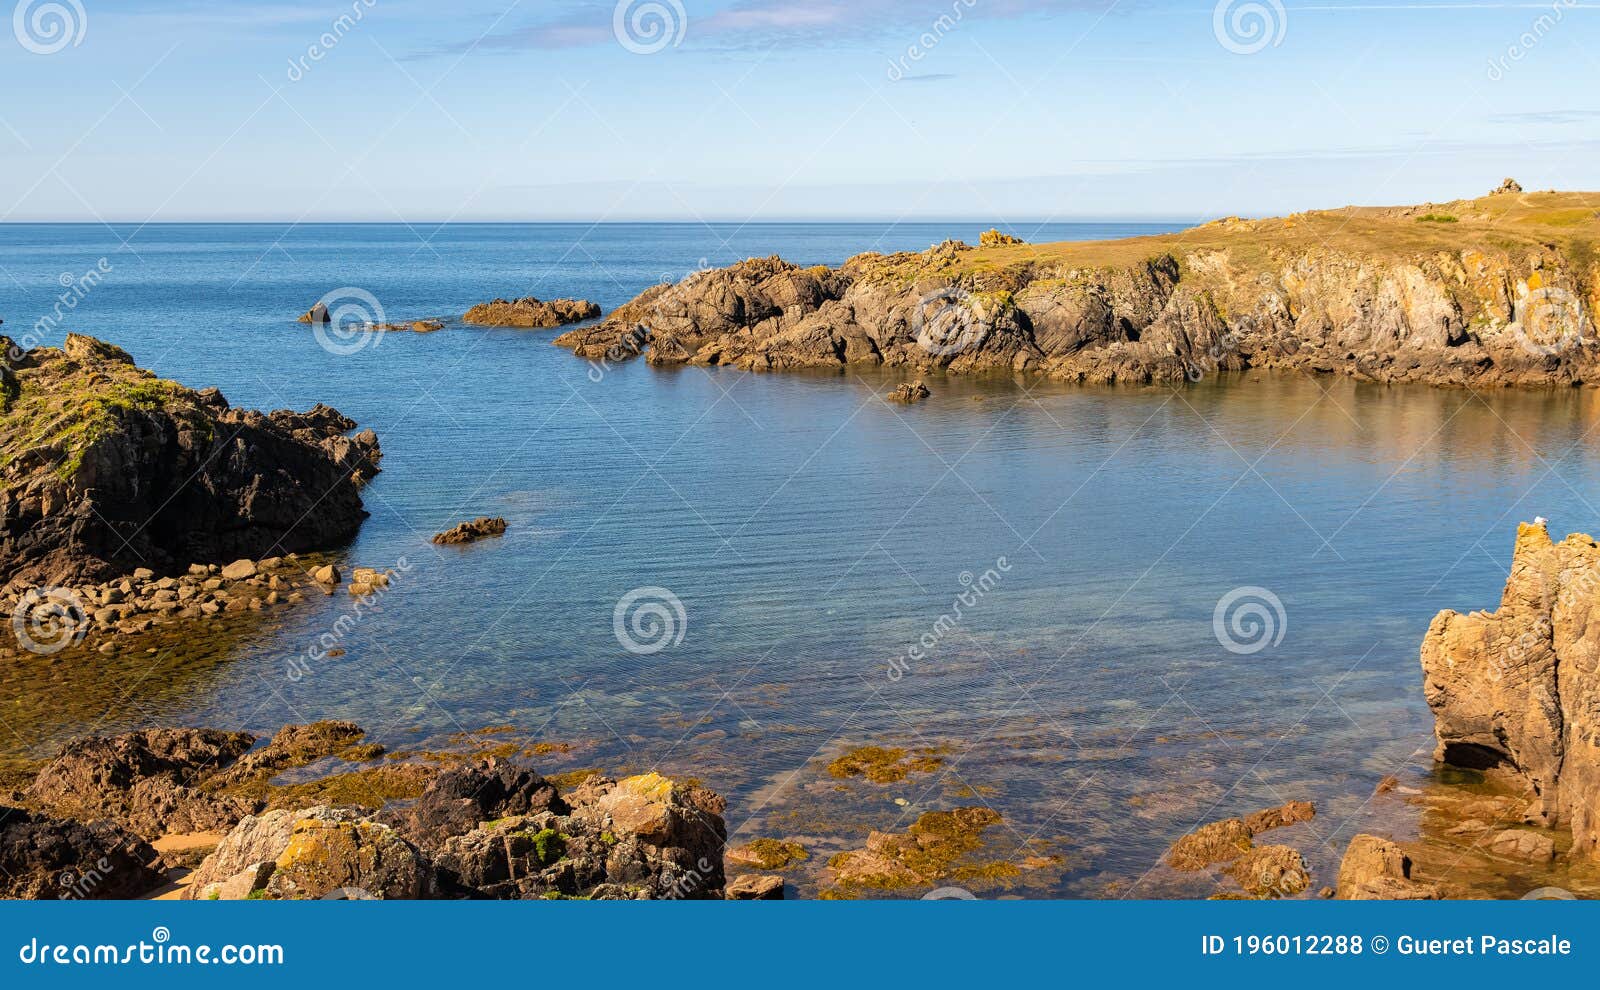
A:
[462,297,600,328]
[1422,521,1600,856]
[431,517,508,546]
[887,381,932,404]
[1243,800,1316,835]
[1167,818,1253,870]
[1486,828,1556,862]
[1227,844,1310,897]
[1336,834,1440,900]
[726,873,785,899]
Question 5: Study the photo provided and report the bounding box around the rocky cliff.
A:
[0,333,381,586]
[557,189,1599,388]
[1422,520,1600,857]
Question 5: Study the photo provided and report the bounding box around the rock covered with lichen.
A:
[0,333,381,586]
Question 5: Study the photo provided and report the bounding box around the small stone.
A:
[311,564,340,585]
[221,559,257,581]
[725,874,784,900]
[132,568,154,581]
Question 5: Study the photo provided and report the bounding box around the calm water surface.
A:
[3,222,1597,896]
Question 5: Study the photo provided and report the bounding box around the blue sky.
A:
[0,0,1596,221]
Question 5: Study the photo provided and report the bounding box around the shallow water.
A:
[4,221,1598,897]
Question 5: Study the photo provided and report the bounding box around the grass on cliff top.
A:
[921,190,1600,277]
[0,344,204,478]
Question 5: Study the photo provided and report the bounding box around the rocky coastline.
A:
[0,720,759,901]
[555,188,1599,390]
[1,333,380,588]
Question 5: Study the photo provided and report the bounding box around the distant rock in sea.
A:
[463,296,600,328]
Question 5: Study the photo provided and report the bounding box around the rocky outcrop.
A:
[555,191,1600,389]
[979,228,1024,247]
[1421,519,1600,857]
[431,517,507,546]
[1336,835,1439,900]
[0,805,164,899]
[0,334,380,586]
[25,728,257,836]
[463,297,600,328]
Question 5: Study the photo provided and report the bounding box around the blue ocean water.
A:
[4,221,1597,897]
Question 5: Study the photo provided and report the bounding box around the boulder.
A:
[726,873,785,900]
[220,559,257,581]
[1336,834,1440,900]
[186,806,433,900]
[1227,844,1310,897]
[0,805,164,899]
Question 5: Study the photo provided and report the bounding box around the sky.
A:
[0,0,1596,221]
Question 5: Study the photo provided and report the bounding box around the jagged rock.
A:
[0,805,164,899]
[1492,178,1524,195]
[1243,800,1316,833]
[0,335,381,586]
[726,873,785,899]
[431,772,727,900]
[1422,520,1600,857]
[25,728,257,836]
[978,228,1024,247]
[1336,834,1440,900]
[379,760,566,847]
[431,517,508,546]
[463,297,600,328]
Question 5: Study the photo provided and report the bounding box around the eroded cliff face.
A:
[557,192,1600,388]
[0,334,381,586]
[1421,520,1600,857]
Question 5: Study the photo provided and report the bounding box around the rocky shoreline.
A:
[0,720,766,900]
[1,334,380,588]
[554,187,1599,390]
